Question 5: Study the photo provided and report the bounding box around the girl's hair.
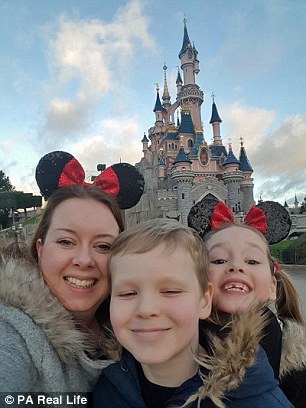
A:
[204,223,304,325]
[110,218,210,293]
[30,185,124,262]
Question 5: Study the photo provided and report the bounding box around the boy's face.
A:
[110,243,212,380]
[206,226,277,314]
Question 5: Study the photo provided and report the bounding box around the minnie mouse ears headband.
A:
[35,151,144,210]
[188,197,292,244]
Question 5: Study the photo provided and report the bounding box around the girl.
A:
[189,200,306,408]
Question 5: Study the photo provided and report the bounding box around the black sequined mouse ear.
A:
[256,201,292,244]
[106,163,145,210]
[188,196,220,239]
[35,151,145,209]
[35,151,85,198]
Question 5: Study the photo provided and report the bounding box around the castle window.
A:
[171,143,174,149]
[182,193,185,199]
[187,139,193,148]
[175,144,178,149]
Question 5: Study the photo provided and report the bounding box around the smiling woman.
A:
[0,150,144,392]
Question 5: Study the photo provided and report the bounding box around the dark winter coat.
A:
[93,308,293,407]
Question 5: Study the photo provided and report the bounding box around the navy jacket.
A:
[93,348,292,408]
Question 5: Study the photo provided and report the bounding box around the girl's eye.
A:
[211,259,226,264]
[247,260,260,265]
[57,239,73,247]
[96,243,112,252]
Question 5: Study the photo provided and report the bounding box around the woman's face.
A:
[36,198,120,323]
[206,226,276,314]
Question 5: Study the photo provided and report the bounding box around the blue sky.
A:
[1,0,305,206]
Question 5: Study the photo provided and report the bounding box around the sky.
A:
[0,0,305,206]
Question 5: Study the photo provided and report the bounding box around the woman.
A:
[0,151,144,392]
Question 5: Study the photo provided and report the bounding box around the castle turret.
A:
[178,19,203,129]
[153,84,164,126]
[209,95,223,146]
[171,143,194,225]
[222,142,243,213]
[238,138,255,211]
[176,68,183,97]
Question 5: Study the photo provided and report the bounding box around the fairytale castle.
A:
[125,21,255,227]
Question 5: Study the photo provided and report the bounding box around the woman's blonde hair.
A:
[204,223,304,324]
[110,218,210,293]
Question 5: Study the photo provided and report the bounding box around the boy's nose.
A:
[136,294,159,318]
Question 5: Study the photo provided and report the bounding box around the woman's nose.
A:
[72,247,95,268]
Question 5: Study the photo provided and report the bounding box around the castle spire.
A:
[162,64,171,107]
[179,18,192,58]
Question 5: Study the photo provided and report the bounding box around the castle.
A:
[126,21,256,227]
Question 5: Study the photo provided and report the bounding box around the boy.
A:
[93,219,292,408]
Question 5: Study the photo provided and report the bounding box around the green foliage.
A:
[282,233,306,265]
[0,170,14,192]
[270,240,293,263]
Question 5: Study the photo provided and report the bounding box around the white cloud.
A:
[70,116,143,180]
[38,0,156,146]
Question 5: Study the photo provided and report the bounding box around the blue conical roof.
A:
[141,133,149,143]
[179,21,192,58]
[209,101,222,124]
[153,91,163,112]
[174,147,192,164]
[176,70,183,84]
[239,146,253,172]
[224,147,239,165]
[179,111,194,134]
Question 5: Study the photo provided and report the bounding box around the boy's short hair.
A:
[110,218,209,292]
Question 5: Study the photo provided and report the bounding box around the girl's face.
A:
[206,226,276,314]
[36,198,120,324]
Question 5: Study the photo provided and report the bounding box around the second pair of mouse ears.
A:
[188,197,292,244]
[35,151,144,209]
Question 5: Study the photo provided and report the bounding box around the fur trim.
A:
[0,255,86,365]
[184,306,267,408]
[280,318,306,377]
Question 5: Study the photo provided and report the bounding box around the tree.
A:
[0,170,14,192]
[0,170,14,228]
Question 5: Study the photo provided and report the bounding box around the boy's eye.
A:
[160,290,183,295]
[247,260,260,265]
[117,291,137,298]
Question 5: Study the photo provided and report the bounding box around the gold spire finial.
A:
[240,136,244,147]
[211,92,215,102]
[179,134,184,148]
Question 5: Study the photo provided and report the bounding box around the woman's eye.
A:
[57,239,73,247]
[96,243,112,252]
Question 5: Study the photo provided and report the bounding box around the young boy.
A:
[93,219,293,408]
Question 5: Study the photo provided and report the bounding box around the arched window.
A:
[187,139,193,148]
[182,193,185,199]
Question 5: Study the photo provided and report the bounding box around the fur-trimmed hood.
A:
[0,254,86,365]
[280,318,306,378]
[193,306,269,407]
[96,307,289,407]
